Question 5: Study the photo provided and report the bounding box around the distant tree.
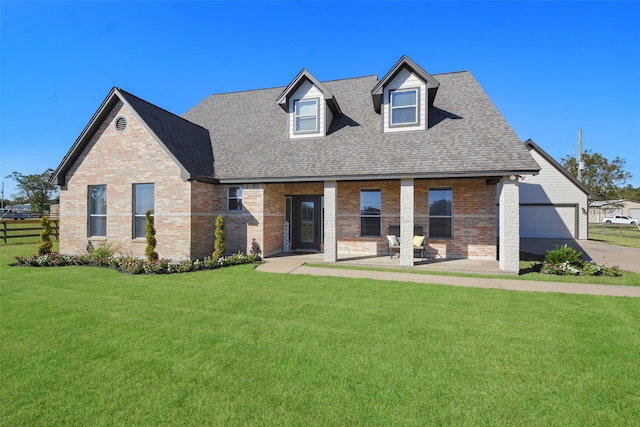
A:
[620,184,640,202]
[562,150,633,200]
[6,168,58,215]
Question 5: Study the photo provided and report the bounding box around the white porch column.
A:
[499,176,520,273]
[400,178,415,266]
[324,180,337,263]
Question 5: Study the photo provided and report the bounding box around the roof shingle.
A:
[182,71,539,182]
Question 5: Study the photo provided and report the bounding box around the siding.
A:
[382,68,427,133]
[520,147,589,239]
[288,81,326,138]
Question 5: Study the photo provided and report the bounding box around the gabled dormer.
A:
[277,69,342,139]
[371,55,440,133]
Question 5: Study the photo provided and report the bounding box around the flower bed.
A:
[540,244,620,277]
[14,252,258,274]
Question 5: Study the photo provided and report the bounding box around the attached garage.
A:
[520,205,577,238]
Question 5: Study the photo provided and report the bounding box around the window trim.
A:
[360,189,382,237]
[88,184,107,238]
[428,187,453,239]
[389,87,420,127]
[293,98,319,134]
[228,185,243,211]
[133,183,154,239]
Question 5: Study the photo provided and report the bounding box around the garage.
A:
[520,205,576,238]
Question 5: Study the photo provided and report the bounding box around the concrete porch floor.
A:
[266,251,506,275]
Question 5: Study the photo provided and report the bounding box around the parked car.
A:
[0,208,30,220]
[601,215,639,225]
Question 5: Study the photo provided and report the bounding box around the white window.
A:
[294,99,318,133]
[88,185,107,237]
[228,186,242,211]
[133,183,154,239]
[390,89,418,125]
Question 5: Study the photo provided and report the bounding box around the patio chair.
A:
[413,235,426,260]
[386,235,400,258]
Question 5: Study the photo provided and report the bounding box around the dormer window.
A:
[390,88,418,126]
[294,99,318,133]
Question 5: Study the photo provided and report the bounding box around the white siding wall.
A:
[520,148,589,239]
[288,81,327,139]
[382,69,427,133]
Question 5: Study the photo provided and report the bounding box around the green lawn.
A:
[2,243,640,425]
[589,223,640,248]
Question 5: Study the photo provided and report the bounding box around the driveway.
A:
[521,238,640,273]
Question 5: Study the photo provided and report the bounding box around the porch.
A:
[262,251,505,275]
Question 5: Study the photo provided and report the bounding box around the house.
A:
[51,56,540,272]
[589,199,640,222]
[501,139,592,239]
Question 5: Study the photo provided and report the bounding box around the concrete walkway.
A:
[256,253,640,298]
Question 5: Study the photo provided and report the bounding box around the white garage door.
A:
[630,208,640,218]
[520,206,576,238]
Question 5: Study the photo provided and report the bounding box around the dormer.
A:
[277,69,342,139]
[371,55,440,133]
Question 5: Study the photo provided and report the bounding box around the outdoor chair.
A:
[386,235,400,259]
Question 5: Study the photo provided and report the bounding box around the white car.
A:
[601,215,639,225]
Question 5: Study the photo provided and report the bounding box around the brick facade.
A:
[59,101,216,260]
[59,103,496,262]
[211,178,497,260]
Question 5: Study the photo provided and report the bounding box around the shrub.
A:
[145,210,158,262]
[544,244,583,266]
[119,257,146,274]
[37,217,53,255]
[213,214,225,260]
[88,241,120,267]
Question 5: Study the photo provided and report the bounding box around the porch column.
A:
[400,178,414,266]
[499,175,520,273]
[324,180,337,263]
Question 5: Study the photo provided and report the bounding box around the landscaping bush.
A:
[213,214,225,260]
[37,216,53,255]
[88,241,121,267]
[15,250,258,275]
[541,244,620,277]
[145,210,158,261]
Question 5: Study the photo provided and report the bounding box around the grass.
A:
[589,223,640,248]
[2,242,640,425]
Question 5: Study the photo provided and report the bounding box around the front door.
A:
[293,196,322,251]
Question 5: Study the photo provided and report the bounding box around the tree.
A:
[37,216,53,255]
[562,150,633,200]
[145,210,158,261]
[213,214,225,260]
[6,169,58,215]
[620,184,640,202]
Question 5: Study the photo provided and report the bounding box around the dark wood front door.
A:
[293,196,322,251]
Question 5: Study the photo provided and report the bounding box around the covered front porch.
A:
[321,177,521,273]
[263,251,506,275]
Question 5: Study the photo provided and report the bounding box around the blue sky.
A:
[1,1,639,200]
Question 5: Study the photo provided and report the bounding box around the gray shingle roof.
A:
[51,87,214,185]
[118,89,215,181]
[182,71,539,183]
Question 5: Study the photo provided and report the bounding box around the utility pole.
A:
[1,182,4,209]
[577,129,584,183]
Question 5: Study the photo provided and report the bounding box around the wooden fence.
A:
[1,219,60,244]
